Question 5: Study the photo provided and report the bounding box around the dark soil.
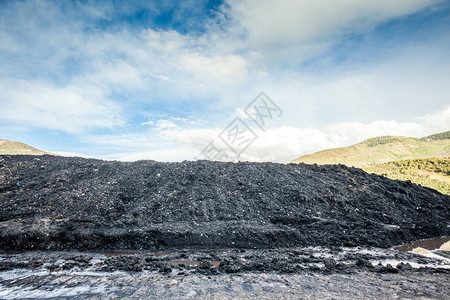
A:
[0,155,448,251]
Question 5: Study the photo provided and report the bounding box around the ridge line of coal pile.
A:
[0,155,448,251]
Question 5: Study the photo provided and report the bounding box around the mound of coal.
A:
[0,155,448,251]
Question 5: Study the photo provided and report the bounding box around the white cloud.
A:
[155,119,178,129]
[141,120,154,126]
[53,151,96,159]
[84,59,146,90]
[137,28,250,89]
[162,128,222,149]
[235,126,333,162]
[104,147,198,162]
[419,105,450,132]
[326,121,427,146]
[0,1,448,161]
[141,117,206,130]
[150,73,174,82]
[180,53,248,82]
[87,105,449,162]
[232,41,450,129]
[1,0,444,122]
[224,0,439,52]
[0,79,124,134]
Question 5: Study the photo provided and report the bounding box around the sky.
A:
[0,0,449,162]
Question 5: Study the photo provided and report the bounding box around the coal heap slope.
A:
[0,155,448,251]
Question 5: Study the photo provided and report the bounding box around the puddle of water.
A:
[152,252,170,257]
[166,260,221,267]
[169,260,200,267]
[211,261,220,267]
[394,236,450,252]
[95,250,172,258]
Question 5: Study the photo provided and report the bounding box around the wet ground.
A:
[1,237,449,299]
[1,268,449,299]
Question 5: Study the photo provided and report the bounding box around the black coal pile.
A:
[0,155,448,251]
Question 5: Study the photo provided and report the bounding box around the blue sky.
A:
[1,0,449,162]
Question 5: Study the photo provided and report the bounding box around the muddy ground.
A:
[0,155,449,298]
[0,246,449,299]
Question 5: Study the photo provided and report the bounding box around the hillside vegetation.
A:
[289,131,450,195]
[290,131,450,167]
[364,157,450,195]
[0,139,53,156]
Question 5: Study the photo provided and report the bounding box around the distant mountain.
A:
[289,131,450,167]
[0,139,54,156]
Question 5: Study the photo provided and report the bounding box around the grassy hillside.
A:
[364,157,450,195]
[289,131,450,195]
[0,139,54,156]
[290,131,450,167]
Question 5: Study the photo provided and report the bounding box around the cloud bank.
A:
[0,0,448,161]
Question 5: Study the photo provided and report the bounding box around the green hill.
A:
[289,131,450,195]
[0,139,54,156]
[289,131,450,167]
